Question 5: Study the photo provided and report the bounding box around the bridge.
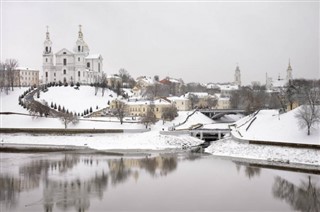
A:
[198,109,246,120]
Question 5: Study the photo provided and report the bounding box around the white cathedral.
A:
[43,25,103,84]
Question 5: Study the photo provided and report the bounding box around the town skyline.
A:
[2,1,319,85]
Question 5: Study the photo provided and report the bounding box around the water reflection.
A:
[0,153,188,211]
[234,161,261,179]
[273,176,320,212]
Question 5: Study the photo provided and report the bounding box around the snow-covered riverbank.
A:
[205,138,320,167]
[0,131,203,151]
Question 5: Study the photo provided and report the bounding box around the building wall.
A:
[110,100,173,119]
[15,69,40,87]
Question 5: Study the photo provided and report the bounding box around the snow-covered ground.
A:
[232,108,320,145]
[37,85,116,114]
[1,131,203,151]
[2,87,320,168]
[205,138,320,167]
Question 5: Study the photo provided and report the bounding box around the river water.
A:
[0,151,319,212]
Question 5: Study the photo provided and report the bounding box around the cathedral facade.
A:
[43,25,103,84]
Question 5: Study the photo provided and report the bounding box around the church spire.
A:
[46,25,50,40]
[234,64,241,86]
[286,58,293,82]
[43,26,52,54]
[74,24,89,54]
[78,24,83,40]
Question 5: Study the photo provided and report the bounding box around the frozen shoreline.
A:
[205,138,320,167]
[1,132,319,171]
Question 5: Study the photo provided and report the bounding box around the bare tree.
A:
[294,80,320,135]
[188,93,199,109]
[112,100,126,124]
[141,104,157,129]
[161,105,178,121]
[0,62,6,93]
[143,83,169,100]
[59,112,79,129]
[100,73,108,97]
[206,96,218,109]
[5,59,19,91]
[27,100,50,117]
[295,105,320,135]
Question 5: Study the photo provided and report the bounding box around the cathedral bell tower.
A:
[43,26,54,83]
[234,65,241,87]
[286,59,293,82]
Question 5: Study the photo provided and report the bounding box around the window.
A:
[46,58,48,62]
[63,52,66,55]
[45,46,48,53]
[98,63,100,72]
[54,72,56,77]
[63,77,66,83]
[78,57,80,62]
[78,46,81,52]
[78,71,80,77]
[63,69,66,75]
[63,58,67,66]
[45,72,48,77]
[87,62,90,68]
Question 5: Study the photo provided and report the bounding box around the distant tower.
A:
[234,65,241,86]
[43,26,54,84]
[286,59,293,82]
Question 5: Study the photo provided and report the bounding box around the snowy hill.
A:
[37,86,117,114]
[232,107,320,145]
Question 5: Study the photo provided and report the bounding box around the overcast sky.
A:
[1,1,319,85]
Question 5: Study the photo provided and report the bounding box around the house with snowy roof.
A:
[43,25,103,85]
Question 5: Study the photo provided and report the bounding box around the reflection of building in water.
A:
[108,156,178,180]
[1,154,183,212]
[0,154,80,211]
[43,173,108,212]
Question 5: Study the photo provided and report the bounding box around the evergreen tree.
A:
[58,105,61,111]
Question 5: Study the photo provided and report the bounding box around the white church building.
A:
[43,25,103,84]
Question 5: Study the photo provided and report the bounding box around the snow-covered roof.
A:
[167,96,189,101]
[85,54,102,59]
[272,79,287,88]
[136,76,155,85]
[126,98,171,106]
[107,75,121,79]
[15,67,38,71]
[217,84,239,91]
[184,92,210,98]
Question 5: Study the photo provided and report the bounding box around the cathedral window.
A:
[78,57,80,62]
[63,58,67,66]
[45,58,48,63]
[78,71,80,77]
[78,46,81,52]
[98,63,100,72]
[63,69,66,75]
[87,62,90,68]
[45,72,48,77]
[45,46,48,53]
[63,52,66,54]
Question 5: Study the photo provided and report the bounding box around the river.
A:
[0,151,319,212]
